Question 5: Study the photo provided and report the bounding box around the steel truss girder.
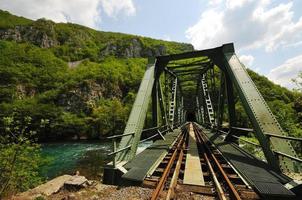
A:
[216,72,226,129]
[158,80,168,126]
[167,59,210,68]
[167,64,208,72]
[116,60,156,162]
[171,67,208,73]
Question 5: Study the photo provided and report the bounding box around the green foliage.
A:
[0,10,32,29]
[57,112,88,137]
[0,39,146,139]
[248,69,295,103]
[91,98,128,136]
[247,70,302,138]
[0,40,68,98]
[0,115,46,198]
[239,136,265,160]
[292,71,302,92]
[234,69,302,157]
[34,196,46,200]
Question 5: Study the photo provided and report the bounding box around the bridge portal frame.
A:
[109,43,300,176]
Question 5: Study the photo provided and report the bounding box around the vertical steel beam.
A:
[158,80,168,126]
[152,80,158,127]
[217,72,226,129]
[196,96,201,123]
[225,73,236,129]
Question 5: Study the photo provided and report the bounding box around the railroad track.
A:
[143,122,260,200]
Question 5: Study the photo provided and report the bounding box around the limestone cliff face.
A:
[0,18,193,59]
[0,19,59,48]
[57,80,123,114]
[100,38,167,58]
[0,25,169,58]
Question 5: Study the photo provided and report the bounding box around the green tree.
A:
[0,115,46,198]
[292,71,302,91]
[92,98,128,136]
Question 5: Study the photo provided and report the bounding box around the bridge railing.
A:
[107,125,170,167]
[216,127,302,164]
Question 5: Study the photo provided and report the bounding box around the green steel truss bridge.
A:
[103,44,302,199]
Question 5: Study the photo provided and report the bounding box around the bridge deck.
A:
[199,126,295,198]
[122,128,181,182]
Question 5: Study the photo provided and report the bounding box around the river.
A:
[39,141,152,181]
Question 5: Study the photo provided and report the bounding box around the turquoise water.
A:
[40,141,112,180]
[40,141,152,180]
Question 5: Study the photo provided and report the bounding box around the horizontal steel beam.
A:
[172,69,205,74]
[274,151,302,163]
[107,132,135,139]
[108,145,132,156]
[157,43,234,62]
[265,133,302,142]
[167,61,211,69]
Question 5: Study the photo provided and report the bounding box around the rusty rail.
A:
[194,124,242,200]
[151,132,185,200]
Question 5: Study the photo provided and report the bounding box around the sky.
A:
[0,0,301,89]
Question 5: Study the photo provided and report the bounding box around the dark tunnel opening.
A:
[186,112,196,122]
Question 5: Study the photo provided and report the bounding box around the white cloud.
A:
[239,54,254,67]
[226,0,251,10]
[0,0,136,29]
[268,54,302,89]
[186,0,302,52]
[209,0,223,6]
[100,0,135,17]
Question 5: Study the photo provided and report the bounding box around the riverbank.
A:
[12,174,152,200]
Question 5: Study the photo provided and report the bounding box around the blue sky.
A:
[0,0,301,89]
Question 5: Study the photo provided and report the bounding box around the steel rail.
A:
[165,142,185,200]
[194,127,227,200]
[194,125,242,200]
[151,133,185,200]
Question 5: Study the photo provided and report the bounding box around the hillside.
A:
[0,9,301,141]
[0,10,194,141]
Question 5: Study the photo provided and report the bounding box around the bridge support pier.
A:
[103,166,123,185]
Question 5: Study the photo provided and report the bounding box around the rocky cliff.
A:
[0,11,193,61]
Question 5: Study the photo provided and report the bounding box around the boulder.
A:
[64,175,88,191]
[12,175,73,199]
